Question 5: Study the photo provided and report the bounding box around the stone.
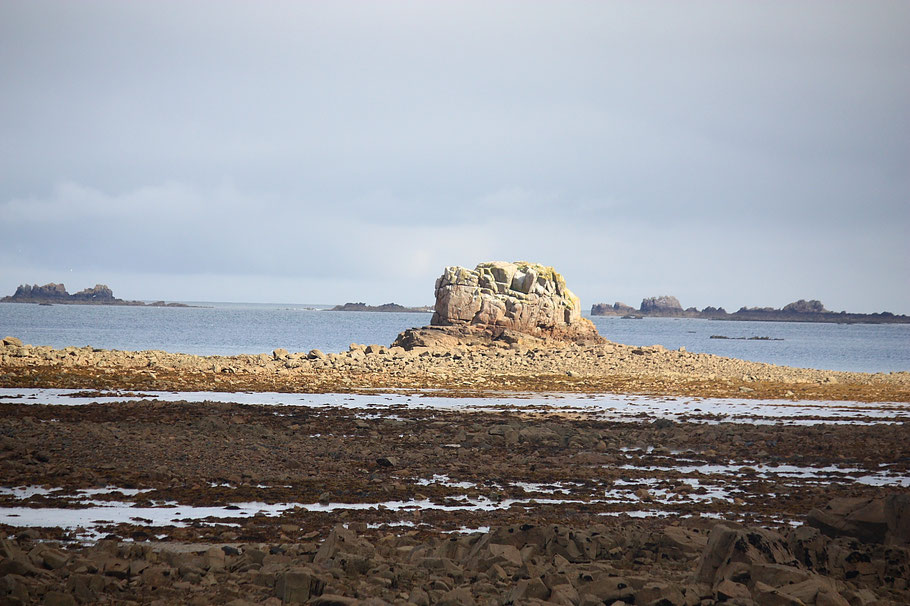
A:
[753,581,804,606]
[659,524,708,558]
[487,543,523,567]
[423,261,602,343]
[0,574,29,603]
[550,584,580,606]
[376,456,398,468]
[806,494,910,545]
[437,586,476,606]
[42,591,77,606]
[309,595,360,606]
[714,578,750,601]
[1,337,22,347]
[40,548,69,570]
[694,523,796,587]
[204,546,225,571]
[0,552,39,576]
[635,581,686,606]
[314,526,374,565]
[407,587,430,606]
[750,563,810,588]
[272,348,289,360]
[275,567,325,603]
[578,575,634,603]
[507,577,550,602]
[129,559,150,577]
[778,577,833,604]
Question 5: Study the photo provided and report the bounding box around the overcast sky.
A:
[1,1,908,313]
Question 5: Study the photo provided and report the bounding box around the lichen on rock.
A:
[427,261,601,343]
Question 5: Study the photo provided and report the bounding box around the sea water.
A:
[0,302,907,372]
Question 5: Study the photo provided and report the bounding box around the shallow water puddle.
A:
[0,493,600,538]
[614,462,910,487]
[1,387,905,425]
[0,486,154,499]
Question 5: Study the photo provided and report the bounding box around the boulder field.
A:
[2,503,908,605]
[1,336,908,402]
[1,397,908,605]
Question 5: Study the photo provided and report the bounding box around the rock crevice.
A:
[427,261,601,344]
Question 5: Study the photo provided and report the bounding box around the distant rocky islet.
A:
[328,302,433,313]
[592,295,909,324]
[1,283,190,307]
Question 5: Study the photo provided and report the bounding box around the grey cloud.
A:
[0,1,908,312]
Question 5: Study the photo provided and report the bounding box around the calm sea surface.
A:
[0,302,907,373]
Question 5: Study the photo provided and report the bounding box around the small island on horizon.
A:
[1,283,192,307]
[591,295,910,324]
[328,302,433,313]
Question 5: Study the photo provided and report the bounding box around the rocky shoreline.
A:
[1,335,907,403]
[2,336,909,604]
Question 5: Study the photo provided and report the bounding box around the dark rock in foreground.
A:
[2,496,907,604]
[1,283,190,307]
[1,394,908,604]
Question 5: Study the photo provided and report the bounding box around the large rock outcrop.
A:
[394,262,602,349]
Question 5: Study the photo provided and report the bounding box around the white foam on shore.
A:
[0,486,154,499]
[415,475,479,491]
[614,463,910,487]
[1,388,906,425]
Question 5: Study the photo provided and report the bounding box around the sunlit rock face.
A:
[430,261,600,342]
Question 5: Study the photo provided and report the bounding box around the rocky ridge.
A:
[3,502,908,605]
[592,297,909,324]
[1,336,907,402]
[1,283,189,307]
[329,303,433,313]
